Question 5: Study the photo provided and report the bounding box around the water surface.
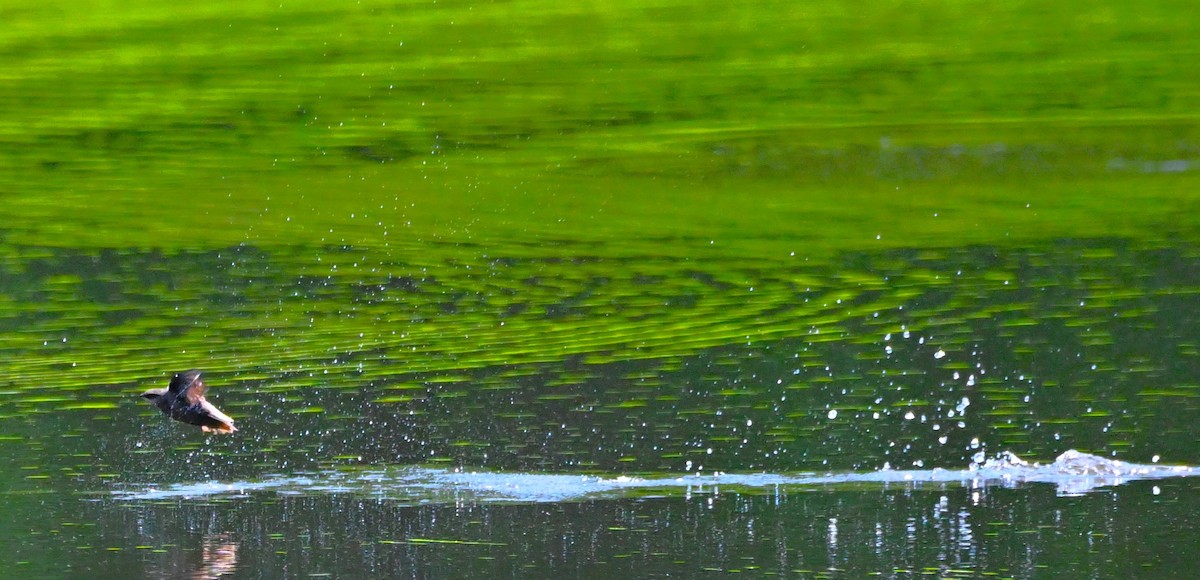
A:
[2,0,1199,577]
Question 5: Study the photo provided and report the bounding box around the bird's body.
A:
[141,370,237,433]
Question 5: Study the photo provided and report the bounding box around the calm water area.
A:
[2,1,1199,577]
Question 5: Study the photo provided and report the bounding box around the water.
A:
[2,0,1200,577]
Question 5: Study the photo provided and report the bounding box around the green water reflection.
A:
[2,0,1199,577]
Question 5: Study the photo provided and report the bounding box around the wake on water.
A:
[112,450,1200,503]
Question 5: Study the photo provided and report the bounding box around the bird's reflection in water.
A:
[192,533,238,580]
[147,532,238,579]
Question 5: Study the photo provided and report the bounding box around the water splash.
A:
[112,450,1199,503]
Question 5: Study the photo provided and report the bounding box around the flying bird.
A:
[141,370,237,433]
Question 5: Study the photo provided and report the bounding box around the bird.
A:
[140,370,237,433]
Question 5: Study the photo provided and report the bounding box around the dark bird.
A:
[141,370,237,433]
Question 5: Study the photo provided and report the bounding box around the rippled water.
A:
[2,236,1195,577]
[4,240,1196,477]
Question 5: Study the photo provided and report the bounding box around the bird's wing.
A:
[169,369,204,396]
[199,399,236,427]
[182,378,210,404]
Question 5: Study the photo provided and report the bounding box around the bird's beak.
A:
[140,390,160,400]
